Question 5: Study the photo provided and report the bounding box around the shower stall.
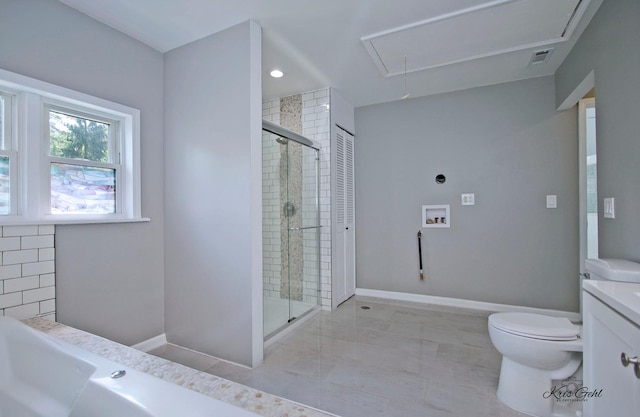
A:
[262,121,321,339]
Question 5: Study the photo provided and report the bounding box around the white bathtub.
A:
[0,317,258,417]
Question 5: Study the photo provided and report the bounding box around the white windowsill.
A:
[0,217,151,226]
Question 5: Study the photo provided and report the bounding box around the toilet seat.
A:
[489,312,579,341]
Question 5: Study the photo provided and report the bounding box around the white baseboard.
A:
[355,288,581,321]
[130,333,167,352]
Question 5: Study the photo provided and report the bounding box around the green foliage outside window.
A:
[49,111,109,163]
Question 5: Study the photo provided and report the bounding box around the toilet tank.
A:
[585,258,640,283]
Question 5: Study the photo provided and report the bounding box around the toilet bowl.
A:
[488,258,640,417]
[488,312,582,417]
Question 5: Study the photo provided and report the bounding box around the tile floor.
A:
[150,296,529,417]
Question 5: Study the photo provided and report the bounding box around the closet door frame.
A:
[331,125,356,309]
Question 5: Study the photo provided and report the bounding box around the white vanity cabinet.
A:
[583,290,640,417]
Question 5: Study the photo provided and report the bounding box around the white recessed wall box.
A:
[422,205,450,228]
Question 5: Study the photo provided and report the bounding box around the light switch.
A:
[604,197,615,219]
[461,193,475,206]
[546,195,557,209]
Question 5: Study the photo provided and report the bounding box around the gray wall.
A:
[555,0,640,262]
[0,0,165,345]
[355,76,579,312]
[164,21,263,367]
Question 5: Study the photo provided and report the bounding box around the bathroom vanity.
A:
[583,280,640,417]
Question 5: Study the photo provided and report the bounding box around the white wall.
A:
[555,0,640,262]
[355,76,579,312]
[0,0,165,345]
[164,21,263,367]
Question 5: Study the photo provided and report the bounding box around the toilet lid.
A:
[489,312,579,341]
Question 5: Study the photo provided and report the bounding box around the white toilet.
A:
[488,258,640,417]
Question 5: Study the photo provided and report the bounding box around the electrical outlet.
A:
[461,193,475,206]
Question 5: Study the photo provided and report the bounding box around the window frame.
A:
[44,103,123,216]
[0,90,18,216]
[0,68,144,225]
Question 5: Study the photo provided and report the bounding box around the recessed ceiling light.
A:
[270,69,284,78]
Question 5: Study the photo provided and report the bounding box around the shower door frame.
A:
[262,120,321,340]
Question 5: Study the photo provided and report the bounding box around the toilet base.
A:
[497,357,582,417]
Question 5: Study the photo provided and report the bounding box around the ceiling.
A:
[57,0,601,108]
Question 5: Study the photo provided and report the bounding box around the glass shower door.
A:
[262,129,320,339]
[285,141,320,327]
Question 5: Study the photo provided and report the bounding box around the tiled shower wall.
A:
[263,88,332,310]
[0,225,56,320]
[279,94,305,302]
[262,107,282,303]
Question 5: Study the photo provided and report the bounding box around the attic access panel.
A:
[362,0,588,77]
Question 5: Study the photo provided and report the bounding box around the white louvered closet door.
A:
[334,127,356,307]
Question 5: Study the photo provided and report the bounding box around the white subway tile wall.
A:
[262,88,332,310]
[301,147,320,305]
[262,98,282,300]
[0,225,56,320]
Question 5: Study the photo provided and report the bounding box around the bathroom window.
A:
[47,107,119,214]
[0,68,143,224]
[0,91,16,215]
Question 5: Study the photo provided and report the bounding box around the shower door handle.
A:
[288,226,323,231]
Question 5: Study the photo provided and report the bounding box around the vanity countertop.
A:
[23,317,337,417]
[583,280,640,325]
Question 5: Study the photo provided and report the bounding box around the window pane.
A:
[0,96,5,149]
[0,155,9,215]
[51,162,115,214]
[49,110,110,163]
